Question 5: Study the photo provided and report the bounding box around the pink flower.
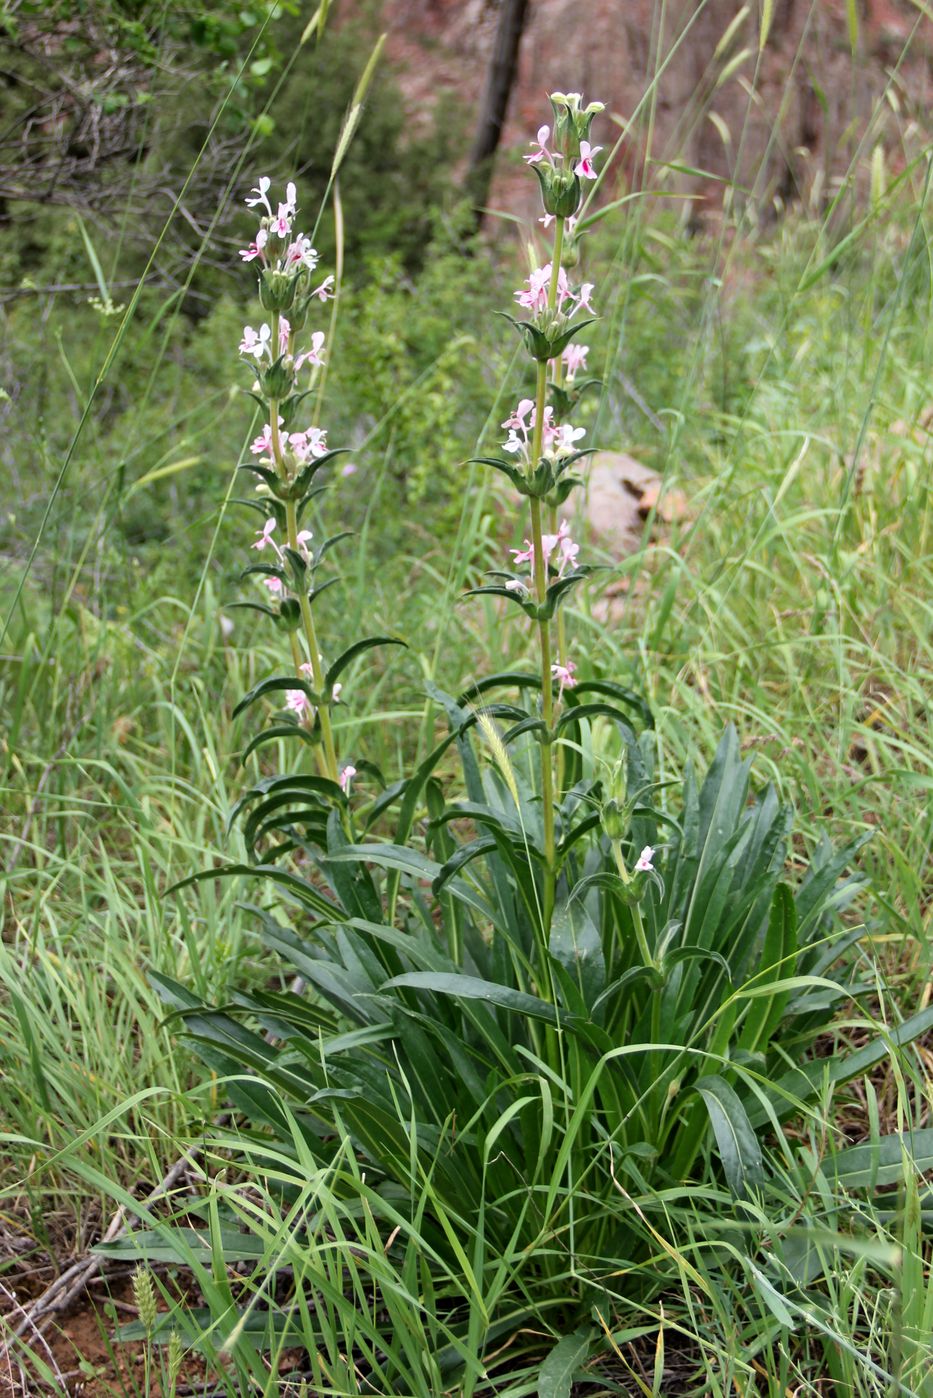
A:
[524,124,555,165]
[239,229,268,262]
[501,398,536,456]
[294,528,313,558]
[514,263,585,320]
[239,323,271,359]
[511,539,535,568]
[252,518,278,552]
[251,424,273,456]
[634,846,655,873]
[270,208,291,239]
[262,576,283,596]
[286,689,311,718]
[574,141,603,179]
[551,659,577,697]
[540,519,579,576]
[269,183,297,240]
[339,764,357,796]
[562,343,589,379]
[514,264,553,313]
[278,317,291,354]
[546,422,586,460]
[289,426,328,462]
[502,399,535,432]
[341,462,358,478]
[251,420,286,458]
[245,176,272,216]
[294,331,325,371]
[574,282,595,314]
[557,529,579,573]
[286,235,319,270]
[311,275,335,302]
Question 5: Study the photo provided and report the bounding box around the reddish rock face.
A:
[381,0,932,221]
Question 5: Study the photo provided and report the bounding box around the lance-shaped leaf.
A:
[432,835,499,894]
[572,678,655,730]
[695,1073,764,1199]
[325,635,406,691]
[556,701,636,742]
[503,715,548,745]
[464,583,536,617]
[237,461,282,494]
[291,447,350,499]
[233,674,317,720]
[547,473,585,507]
[228,773,341,832]
[296,483,329,524]
[458,671,541,704]
[240,722,318,763]
[226,600,278,621]
[233,495,278,519]
[382,971,561,1025]
[168,863,341,918]
[281,546,309,587]
[308,576,340,605]
[239,563,286,584]
[315,530,355,562]
[468,455,527,492]
[553,445,598,477]
[496,310,598,363]
[541,570,589,618]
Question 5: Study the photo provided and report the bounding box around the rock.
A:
[583,450,658,556]
[637,480,689,524]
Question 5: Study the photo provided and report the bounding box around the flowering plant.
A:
[151,97,904,1391]
[226,177,402,803]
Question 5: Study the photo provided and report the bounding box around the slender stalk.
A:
[284,497,339,782]
[611,843,657,970]
[527,216,567,935]
[529,384,555,937]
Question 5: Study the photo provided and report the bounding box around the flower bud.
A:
[549,91,605,161]
[275,597,303,632]
[549,92,574,149]
[259,267,298,313]
[533,163,581,218]
[600,801,625,841]
[600,755,633,840]
[561,231,581,269]
[259,356,294,399]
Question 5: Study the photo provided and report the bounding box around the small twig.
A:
[6,1153,193,1339]
[0,1278,69,1388]
[4,975,307,1345]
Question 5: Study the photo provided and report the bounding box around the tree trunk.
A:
[467,0,530,225]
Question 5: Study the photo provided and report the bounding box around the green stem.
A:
[529,380,555,942]
[267,310,339,785]
[612,843,657,970]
